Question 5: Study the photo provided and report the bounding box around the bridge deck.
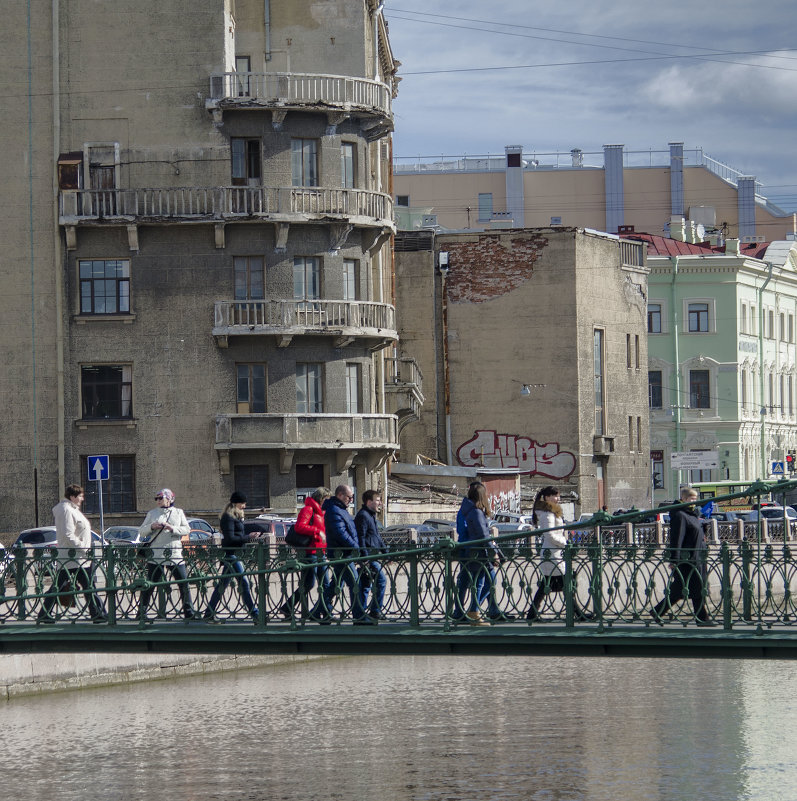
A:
[3,620,797,660]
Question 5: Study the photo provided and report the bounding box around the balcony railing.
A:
[384,356,425,424]
[59,187,394,227]
[213,299,397,347]
[215,413,398,451]
[207,72,392,119]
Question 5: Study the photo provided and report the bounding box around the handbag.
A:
[285,524,313,549]
[137,509,172,558]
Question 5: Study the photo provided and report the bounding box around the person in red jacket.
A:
[279,487,332,619]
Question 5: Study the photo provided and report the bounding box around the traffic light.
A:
[787,451,796,472]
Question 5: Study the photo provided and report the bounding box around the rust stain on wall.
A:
[445,234,548,303]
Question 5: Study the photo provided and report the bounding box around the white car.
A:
[742,506,797,522]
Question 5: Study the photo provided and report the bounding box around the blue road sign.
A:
[772,461,785,475]
[88,455,110,481]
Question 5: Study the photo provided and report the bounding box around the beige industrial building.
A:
[2,0,409,529]
[393,228,651,513]
[394,143,796,243]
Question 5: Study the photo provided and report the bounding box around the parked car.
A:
[11,527,106,555]
[420,519,457,536]
[742,506,797,522]
[491,512,534,529]
[709,511,743,523]
[186,517,221,545]
[245,516,293,543]
[181,528,216,556]
[102,525,143,546]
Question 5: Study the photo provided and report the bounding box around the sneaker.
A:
[466,610,488,626]
[487,612,516,621]
[37,612,55,625]
[353,617,377,626]
[526,608,540,621]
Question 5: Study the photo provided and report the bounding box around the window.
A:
[635,335,640,369]
[234,465,269,507]
[81,365,132,419]
[343,259,358,301]
[790,375,794,416]
[751,305,757,335]
[593,329,606,435]
[79,259,130,314]
[341,142,356,188]
[637,417,642,453]
[769,373,775,412]
[231,138,261,185]
[781,313,786,342]
[789,313,794,343]
[688,302,709,333]
[649,370,663,409]
[647,303,662,334]
[234,55,251,96]
[768,309,775,339]
[293,257,320,300]
[478,193,493,222]
[396,195,409,207]
[689,369,710,409]
[741,370,748,411]
[740,302,747,334]
[237,363,266,413]
[628,416,634,452]
[345,363,360,414]
[234,256,265,300]
[297,363,323,413]
[82,455,135,513]
[626,334,632,369]
[291,138,319,187]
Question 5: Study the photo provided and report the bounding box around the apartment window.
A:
[396,195,410,207]
[478,192,493,222]
[648,303,662,334]
[231,138,261,185]
[341,142,356,188]
[635,335,640,369]
[234,465,269,508]
[637,417,642,453]
[234,256,265,300]
[741,370,748,411]
[780,312,786,342]
[343,259,358,301]
[234,55,251,96]
[628,416,634,452]
[79,259,130,314]
[769,373,775,412]
[626,334,632,369]
[345,363,361,414]
[297,363,323,413]
[740,302,747,334]
[780,375,786,414]
[789,313,794,343]
[81,365,132,419]
[688,302,709,333]
[82,455,135,513]
[790,375,794,416]
[649,370,663,409]
[291,138,319,187]
[768,309,775,339]
[751,305,757,335]
[237,363,266,413]
[594,328,606,435]
[689,369,710,409]
[293,257,320,300]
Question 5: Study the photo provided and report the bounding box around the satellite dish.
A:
[696,223,706,241]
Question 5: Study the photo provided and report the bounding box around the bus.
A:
[689,480,776,512]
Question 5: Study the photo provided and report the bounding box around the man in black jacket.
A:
[652,486,713,625]
[355,489,388,621]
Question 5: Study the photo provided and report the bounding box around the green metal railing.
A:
[3,479,797,631]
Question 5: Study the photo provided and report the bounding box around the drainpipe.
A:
[373,3,384,81]
[758,261,774,477]
[671,257,682,491]
[264,0,271,61]
[441,263,452,465]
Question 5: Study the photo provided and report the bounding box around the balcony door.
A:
[231,138,261,213]
[294,257,322,325]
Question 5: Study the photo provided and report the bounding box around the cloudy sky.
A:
[385,0,797,210]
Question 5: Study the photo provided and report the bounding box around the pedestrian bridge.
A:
[4,480,797,660]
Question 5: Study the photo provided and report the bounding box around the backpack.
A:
[285,524,313,549]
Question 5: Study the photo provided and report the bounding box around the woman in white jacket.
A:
[137,488,196,621]
[526,486,592,622]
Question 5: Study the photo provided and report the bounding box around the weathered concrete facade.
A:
[395,228,651,513]
[2,1,402,529]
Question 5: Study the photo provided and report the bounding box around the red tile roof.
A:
[620,232,770,259]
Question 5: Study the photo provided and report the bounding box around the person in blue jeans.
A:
[203,491,258,622]
[355,489,388,620]
[454,482,514,623]
[318,485,371,625]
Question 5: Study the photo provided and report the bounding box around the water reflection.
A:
[4,656,796,800]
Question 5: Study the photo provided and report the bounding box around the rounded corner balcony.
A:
[214,413,399,473]
[213,299,397,351]
[205,72,394,140]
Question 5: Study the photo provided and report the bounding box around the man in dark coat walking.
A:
[355,489,388,620]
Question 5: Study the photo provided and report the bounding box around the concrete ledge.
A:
[0,651,327,701]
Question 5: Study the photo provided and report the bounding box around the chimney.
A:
[725,238,741,256]
[670,216,687,242]
[571,148,583,167]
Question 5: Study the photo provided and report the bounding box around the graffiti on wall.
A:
[456,429,576,479]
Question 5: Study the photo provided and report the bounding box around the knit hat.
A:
[230,491,247,504]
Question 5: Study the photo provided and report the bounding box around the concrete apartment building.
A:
[2,1,404,529]
[394,143,796,243]
[394,228,651,513]
[624,226,797,502]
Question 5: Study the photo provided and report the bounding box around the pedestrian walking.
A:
[38,484,107,623]
[318,485,370,624]
[526,486,592,622]
[137,488,196,622]
[203,491,259,622]
[355,489,388,620]
[280,487,332,619]
[651,486,713,625]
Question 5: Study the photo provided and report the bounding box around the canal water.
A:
[4,655,796,801]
